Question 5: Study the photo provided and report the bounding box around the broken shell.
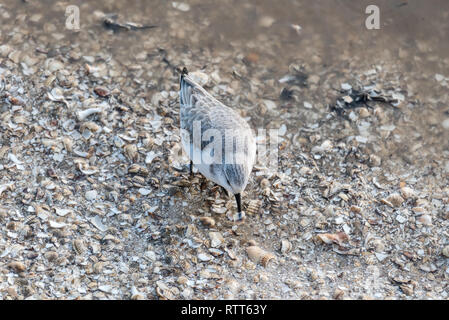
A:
[247,239,258,246]
[367,238,385,253]
[198,216,215,228]
[369,154,382,167]
[132,175,146,186]
[44,251,58,262]
[246,246,276,267]
[400,186,416,199]
[385,193,404,207]
[188,71,209,86]
[81,121,101,132]
[442,246,449,258]
[333,288,344,300]
[77,107,102,121]
[94,86,110,97]
[93,261,104,274]
[316,232,349,246]
[260,178,270,188]
[209,232,224,248]
[417,214,432,226]
[73,239,86,254]
[156,284,175,300]
[131,292,144,300]
[280,240,292,254]
[246,199,262,215]
[62,136,73,153]
[7,261,26,273]
[48,87,64,101]
[124,144,138,162]
[128,164,149,176]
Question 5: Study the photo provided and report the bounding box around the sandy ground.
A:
[0,0,448,299]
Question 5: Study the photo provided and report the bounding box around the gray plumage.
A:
[179,68,256,219]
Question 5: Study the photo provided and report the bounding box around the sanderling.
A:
[179,67,256,220]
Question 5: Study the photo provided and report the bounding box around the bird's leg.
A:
[234,193,245,221]
[235,193,242,212]
[189,160,193,177]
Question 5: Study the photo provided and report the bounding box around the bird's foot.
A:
[227,211,246,222]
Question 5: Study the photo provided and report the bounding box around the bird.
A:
[179,67,256,221]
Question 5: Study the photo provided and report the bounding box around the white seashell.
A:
[8,153,23,164]
[280,240,292,254]
[417,214,432,226]
[172,2,190,12]
[442,246,449,258]
[138,188,151,196]
[48,220,66,229]
[198,253,212,262]
[48,87,64,101]
[90,216,107,232]
[78,166,98,175]
[55,208,72,217]
[0,183,13,196]
[98,285,112,293]
[209,232,224,248]
[290,24,302,34]
[85,190,98,201]
[77,107,102,121]
[312,140,332,153]
[145,151,159,164]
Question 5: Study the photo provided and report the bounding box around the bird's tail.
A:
[179,67,191,105]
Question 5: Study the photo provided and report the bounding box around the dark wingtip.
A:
[179,67,189,90]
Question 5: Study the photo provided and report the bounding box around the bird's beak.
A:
[234,193,245,221]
